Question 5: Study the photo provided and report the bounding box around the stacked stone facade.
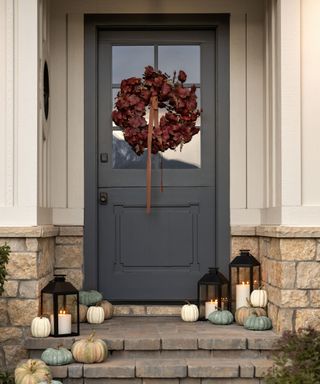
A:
[0,224,320,369]
[232,226,320,334]
[0,226,83,370]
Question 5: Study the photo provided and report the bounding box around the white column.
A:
[277,0,301,208]
[0,0,39,226]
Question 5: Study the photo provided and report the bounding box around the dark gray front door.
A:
[84,16,230,302]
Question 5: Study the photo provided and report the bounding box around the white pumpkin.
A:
[31,316,51,338]
[87,306,105,324]
[181,302,199,322]
[250,289,268,308]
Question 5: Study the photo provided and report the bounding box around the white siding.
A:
[49,0,266,225]
[301,0,320,206]
[0,0,40,225]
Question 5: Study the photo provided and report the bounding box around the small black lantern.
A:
[198,267,229,320]
[229,249,261,312]
[41,274,79,337]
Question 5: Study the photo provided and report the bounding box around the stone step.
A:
[48,357,273,383]
[25,317,278,383]
[113,305,182,317]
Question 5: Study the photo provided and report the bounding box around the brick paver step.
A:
[25,317,279,353]
[49,357,273,381]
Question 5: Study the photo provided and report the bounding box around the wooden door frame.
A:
[84,14,230,290]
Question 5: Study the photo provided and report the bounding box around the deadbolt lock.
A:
[99,192,108,205]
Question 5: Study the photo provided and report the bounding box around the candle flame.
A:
[59,309,66,315]
[246,281,249,285]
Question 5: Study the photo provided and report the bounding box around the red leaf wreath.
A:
[112,66,201,156]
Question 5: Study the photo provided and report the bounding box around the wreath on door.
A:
[112,65,201,155]
[112,66,201,212]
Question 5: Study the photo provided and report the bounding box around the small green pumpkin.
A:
[208,309,234,325]
[244,314,272,331]
[41,347,73,366]
[79,290,103,306]
[39,381,63,384]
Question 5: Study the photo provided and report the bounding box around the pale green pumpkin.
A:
[208,310,234,325]
[79,290,103,306]
[41,347,73,366]
[244,314,272,331]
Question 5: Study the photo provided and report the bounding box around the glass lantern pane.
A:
[238,267,250,284]
[253,266,261,289]
[42,293,53,317]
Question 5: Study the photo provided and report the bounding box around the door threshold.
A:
[113,304,183,317]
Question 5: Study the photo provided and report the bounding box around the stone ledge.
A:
[0,225,58,238]
[231,226,257,236]
[256,225,320,238]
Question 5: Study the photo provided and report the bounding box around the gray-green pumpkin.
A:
[39,381,63,384]
[41,347,73,366]
[208,310,234,325]
[244,314,272,331]
[79,290,103,306]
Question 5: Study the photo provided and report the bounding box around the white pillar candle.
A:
[236,282,250,309]
[205,299,218,319]
[50,310,72,335]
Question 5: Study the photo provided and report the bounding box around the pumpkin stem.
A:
[88,331,96,342]
[246,297,253,307]
[185,300,191,305]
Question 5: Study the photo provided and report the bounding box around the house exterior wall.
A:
[1,0,320,370]
[49,0,265,226]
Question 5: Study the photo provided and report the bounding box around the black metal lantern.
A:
[229,249,261,313]
[197,267,229,320]
[41,274,79,337]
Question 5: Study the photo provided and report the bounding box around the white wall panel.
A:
[50,11,67,207]
[15,0,38,208]
[0,0,14,208]
[230,12,247,209]
[301,0,320,206]
[67,14,84,209]
[246,11,264,209]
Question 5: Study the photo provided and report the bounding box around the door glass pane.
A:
[158,45,200,83]
[112,46,154,83]
[161,132,201,169]
[113,131,200,169]
[112,44,201,169]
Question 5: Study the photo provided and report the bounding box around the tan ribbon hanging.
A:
[146,96,158,214]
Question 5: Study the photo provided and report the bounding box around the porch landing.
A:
[25,317,278,383]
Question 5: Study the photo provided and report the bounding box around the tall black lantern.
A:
[41,274,79,337]
[198,267,229,320]
[229,250,261,313]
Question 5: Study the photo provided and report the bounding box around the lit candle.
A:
[236,282,250,309]
[205,299,218,319]
[50,309,72,335]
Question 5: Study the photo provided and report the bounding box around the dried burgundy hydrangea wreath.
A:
[112,66,201,156]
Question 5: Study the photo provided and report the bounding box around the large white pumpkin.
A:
[15,359,51,384]
[87,306,105,324]
[250,289,268,308]
[181,302,199,322]
[31,316,51,338]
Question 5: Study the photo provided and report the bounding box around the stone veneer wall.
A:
[0,226,83,370]
[232,226,320,333]
[0,226,57,370]
[1,224,320,369]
